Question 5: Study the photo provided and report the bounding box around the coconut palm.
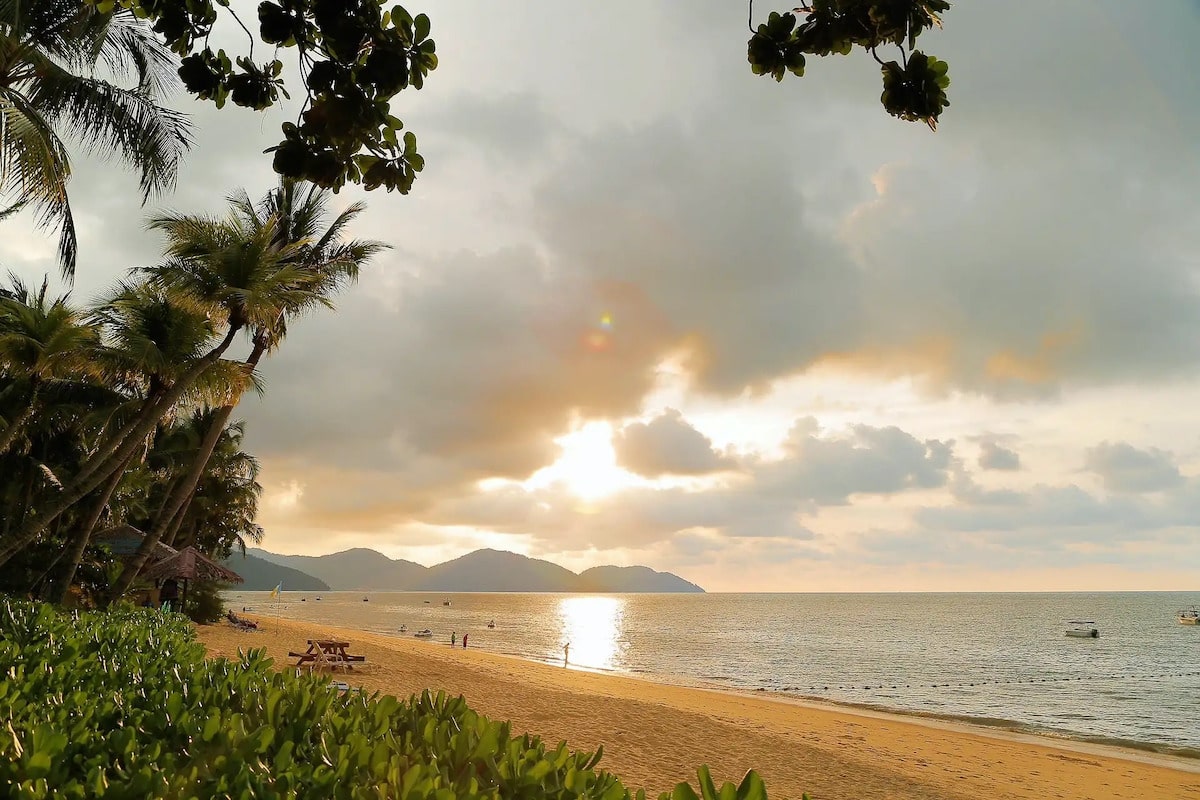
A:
[143,180,384,553]
[168,419,263,556]
[0,278,236,569]
[0,274,99,454]
[103,205,329,598]
[0,0,190,276]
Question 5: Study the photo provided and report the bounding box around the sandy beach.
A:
[196,616,1200,800]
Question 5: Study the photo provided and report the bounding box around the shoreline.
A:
[490,644,1200,763]
[234,599,1200,762]
[197,614,1200,800]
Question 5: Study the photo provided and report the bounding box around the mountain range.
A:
[222,547,703,593]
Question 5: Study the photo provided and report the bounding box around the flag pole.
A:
[269,581,282,638]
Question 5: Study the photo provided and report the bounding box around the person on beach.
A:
[463,633,468,649]
[564,642,570,664]
[451,632,456,647]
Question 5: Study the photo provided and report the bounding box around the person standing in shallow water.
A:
[451,632,456,647]
[462,633,468,649]
[564,642,570,664]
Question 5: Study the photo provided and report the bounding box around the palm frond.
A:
[27,54,191,201]
[0,89,78,275]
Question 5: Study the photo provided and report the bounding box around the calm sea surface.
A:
[227,590,1200,751]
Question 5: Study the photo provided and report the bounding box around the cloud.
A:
[757,418,954,505]
[978,441,1021,471]
[409,418,954,554]
[6,0,1200,589]
[1084,442,1184,493]
[613,409,736,476]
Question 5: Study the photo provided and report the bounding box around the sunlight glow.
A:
[556,595,624,670]
[525,422,636,501]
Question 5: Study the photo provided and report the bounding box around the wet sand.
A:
[195,616,1200,800]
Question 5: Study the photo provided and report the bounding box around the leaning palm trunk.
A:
[162,487,194,548]
[72,388,167,487]
[114,340,265,598]
[0,383,40,455]
[150,341,265,540]
[0,325,240,568]
[50,450,134,603]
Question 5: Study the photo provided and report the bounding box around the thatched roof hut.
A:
[141,546,244,585]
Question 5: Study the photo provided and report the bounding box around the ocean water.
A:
[227,590,1200,751]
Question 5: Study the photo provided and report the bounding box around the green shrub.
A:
[183,579,225,624]
[0,601,775,800]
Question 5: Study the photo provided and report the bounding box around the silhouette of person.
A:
[564,642,570,664]
[462,633,468,649]
[451,632,456,647]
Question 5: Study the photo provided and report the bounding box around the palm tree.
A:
[0,0,191,276]
[104,203,331,598]
[0,274,100,454]
[143,180,384,550]
[169,419,263,556]
[0,278,235,569]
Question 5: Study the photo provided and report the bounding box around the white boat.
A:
[413,629,434,639]
[1066,620,1099,638]
[398,625,407,633]
[1179,606,1199,625]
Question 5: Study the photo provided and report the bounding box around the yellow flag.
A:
[269,582,281,599]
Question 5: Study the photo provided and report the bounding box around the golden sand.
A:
[195,616,1200,800]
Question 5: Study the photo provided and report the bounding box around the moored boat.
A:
[1065,620,1099,638]
[413,629,434,639]
[1179,606,1199,625]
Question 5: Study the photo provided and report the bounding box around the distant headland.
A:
[224,547,704,593]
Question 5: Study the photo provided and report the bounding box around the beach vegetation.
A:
[0,179,375,609]
[0,600,778,800]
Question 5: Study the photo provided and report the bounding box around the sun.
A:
[526,421,634,501]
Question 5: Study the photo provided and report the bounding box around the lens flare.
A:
[582,312,616,352]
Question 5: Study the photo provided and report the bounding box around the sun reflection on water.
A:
[556,596,624,670]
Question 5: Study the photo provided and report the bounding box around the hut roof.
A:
[141,546,244,585]
[96,525,179,559]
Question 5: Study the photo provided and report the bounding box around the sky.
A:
[5,1,1200,591]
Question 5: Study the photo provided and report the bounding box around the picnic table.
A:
[289,639,367,672]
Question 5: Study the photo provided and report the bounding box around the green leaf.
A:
[736,770,767,800]
[672,783,701,800]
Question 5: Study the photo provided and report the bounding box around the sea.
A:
[226,590,1200,754]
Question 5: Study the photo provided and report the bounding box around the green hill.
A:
[221,551,329,591]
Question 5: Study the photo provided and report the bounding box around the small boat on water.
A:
[487,620,495,629]
[399,625,407,633]
[1179,606,1199,625]
[413,629,434,639]
[442,600,451,606]
[1066,620,1099,638]
[362,597,369,602]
